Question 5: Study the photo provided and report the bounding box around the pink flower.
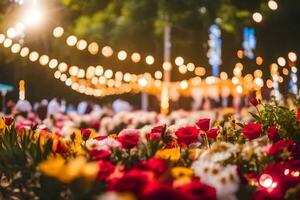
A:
[117,129,140,149]
[196,118,210,132]
[98,160,115,181]
[148,125,166,141]
[206,128,219,139]
[242,123,262,140]
[89,149,111,161]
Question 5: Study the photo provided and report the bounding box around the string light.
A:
[288,52,297,62]
[66,35,77,46]
[102,46,113,57]
[131,53,141,63]
[256,56,263,65]
[11,43,21,53]
[118,50,127,60]
[3,38,13,48]
[39,55,49,65]
[220,72,228,80]
[268,0,278,10]
[175,57,184,66]
[88,42,99,55]
[163,62,172,71]
[76,39,87,50]
[180,80,188,90]
[29,51,39,62]
[277,57,286,66]
[58,62,68,72]
[253,12,263,23]
[0,34,5,43]
[145,55,155,65]
[49,59,58,69]
[154,71,163,79]
[20,47,30,57]
[53,27,64,38]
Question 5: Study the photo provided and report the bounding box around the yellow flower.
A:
[171,167,194,178]
[173,176,192,188]
[155,147,180,161]
[0,118,5,131]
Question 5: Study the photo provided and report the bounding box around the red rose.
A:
[81,128,92,141]
[297,108,300,121]
[135,158,168,176]
[206,128,219,139]
[117,129,140,149]
[175,126,199,146]
[267,126,280,142]
[149,125,166,141]
[196,118,210,132]
[141,181,185,200]
[55,141,68,155]
[89,149,111,161]
[268,139,299,157]
[249,98,260,106]
[108,169,150,195]
[242,123,262,140]
[179,179,216,200]
[4,117,13,126]
[98,160,115,181]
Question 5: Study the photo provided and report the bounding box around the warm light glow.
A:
[23,6,43,26]
[3,38,12,48]
[254,69,263,78]
[7,28,17,38]
[0,34,5,43]
[277,57,286,66]
[233,67,242,76]
[175,57,184,66]
[39,55,49,65]
[178,65,187,74]
[154,71,163,79]
[65,78,72,86]
[237,50,244,59]
[20,47,30,57]
[195,67,206,76]
[236,85,243,94]
[235,63,243,70]
[180,80,188,90]
[95,65,104,76]
[91,77,98,85]
[29,51,39,62]
[58,62,68,72]
[259,174,274,189]
[254,77,264,88]
[76,39,87,50]
[232,77,239,85]
[253,12,263,23]
[124,73,132,82]
[53,27,64,38]
[102,46,113,57]
[145,55,155,65]
[49,59,58,69]
[220,72,228,80]
[191,77,201,86]
[115,71,123,81]
[86,66,96,79]
[282,67,289,75]
[256,56,263,65]
[187,63,195,72]
[11,43,21,53]
[138,77,148,87]
[99,76,106,84]
[66,35,78,46]
[88,42,99,55]
[131,52,141,63]
[54,70,61,79]
[118,50,127,60]
[69,66,79,76]
[163,62,172,71]
[60,74,67,82]
[77,69,85,78]
[266,79,273,88]
[104,69,113,79]
[288,52,297,62]
[19,80,25,100]
[206,76,217,84]
[268,0,278,10]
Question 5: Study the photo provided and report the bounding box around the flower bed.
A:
[1,100,300,200]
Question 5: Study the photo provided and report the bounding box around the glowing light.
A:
[118,50,127,60]
[145,55,155,65]
[95,65,104,76]
[138,77,148,87]
[235,63,243,70]
[277,57,286,66]
[91,77,98,85]
[102,46,113,57]
[254,77,264,88]
[3,39,12,48]
[220,72,228,80]
[195,67,206,76]
[69,66,79,76]
[233,67,242,76]
[154,71,162,79]
[11,43,21,53]
[7,28,17,38]
[0,34,5,43]
[58,62,68,72]
[178,65,187,74]
[237,50,244,59]
[88,42,99,55]
[19,80,25,100]
[282,68,289,75]
[131,53,141,63]
[66,35,77,46]
[268,0,278,10]
[232,77,239,85]
[253,12,263,23]
[254,69,263,78]
[266,79,273,88]
[20,47,30,57]
[191,77,201,86]
[292,171,300,177]
[39,55,49,65]
[99,76,106,84]
[259,174,274,189]
[104,69,113,79]
[115,71,123,81]
[23,6,43,26]
[288,52,297,62]
[187,63,195,72]
[256,57,263,65]
[291,66,297,73]
[236,85,243,94]
[77,69,85,78]
[124,73,132,82]
[53,27,64,38]
[180,80,188,90]
[163,62,172,71]
[54,70,61,79]
[49,59,58,69]
[29,51,39,62]
[60,74,67,82]
[65,78,72,86]
[76,39,87,50]
[86,66,96,79]
[175,57,184,66]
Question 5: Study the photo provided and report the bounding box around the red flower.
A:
[179,179,217,200]
[108,169,150,195]
[89,149,111,161]
[117,129,140,149]
[242,123,262,140]
[55,141,68,155]
[4,117,13,126]
[268,139,299,157]
[206,128,219,139]
[98,160,115,181]
[149,125,166,141]
[196,119,210,132]
[81,128,92,141]
[297,108,300,121]
[175,126,199,146]
[267,126,280,142]
[135,158,168,176]
[249,98,260,106]
[141,181,185,200]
